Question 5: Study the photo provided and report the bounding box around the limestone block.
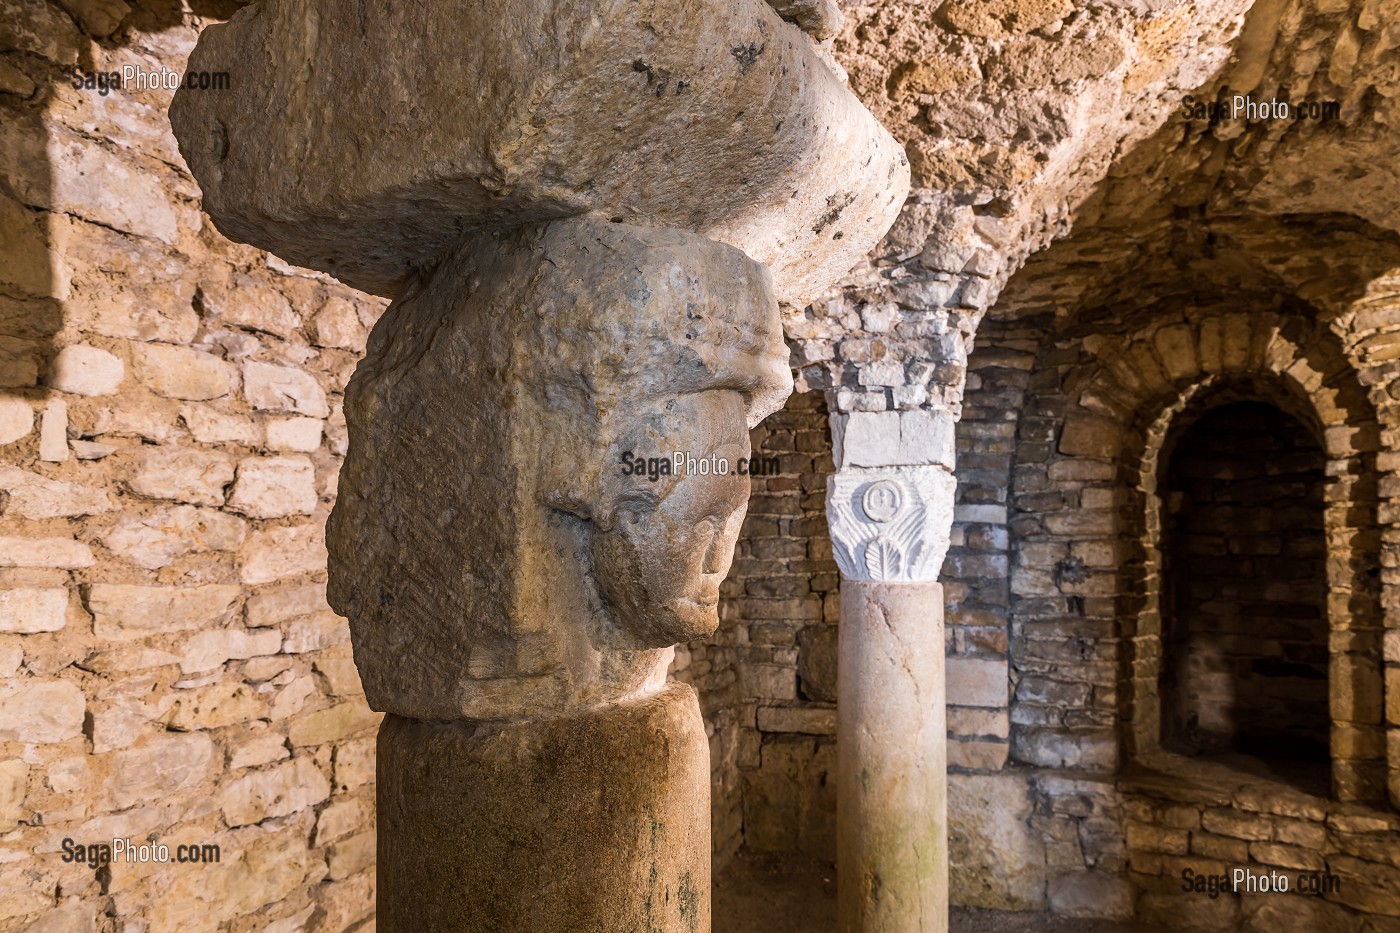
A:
[265,417,322,453]
[830,409,957,470]
[1,121,177,244]
[949,773,1047,910]
[127,447,235,506]
[147,823,310,930]
[242,362,329,417]
[0,587,69,633]
[0,191,53,299]
[229,732,290,770]
[93,401,179,442]
[103,734,211,807]
[201,277,301,341]
[287,703,379,748]
[757,704,837,734]
[313,797,371,847]
[132,343,236,401]
[169,0,909,308]
[179,628,282,674]
[332,739,374,793]
[739,662,799,700]
[83,647,181,675]
[38,398,68,462]
[326,830,375,881]
[245,582,329,628]
[281,612,348,654]
[1047,871,1132,919]
[90,699,155,754]
[797,623,838,701]
[104,505,247,570]
[0,536,93,569]
[0,467,114,519]
[310,297,366,352]
[1059,412,1121,458]
[948,706,1010,740]
[315,658,365,698]
[181,403,260,445]
[0,680,84,743]
[377,684,709,933]
[240,524,327,585]
[0,397,32,445]
[741,734,836,857]
[221,757,330,828]
[164,681,268,731]
[47,343,124,396]
[268,677,315,721]
[945,657,1010,708]
[0,760,27,831]
[328,217,790,721]
[948,738,1010,771]
[86,583,242,640]
[0,339,41,395]
[227,455,317,518]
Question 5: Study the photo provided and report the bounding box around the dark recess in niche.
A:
[1158,400,1330,785]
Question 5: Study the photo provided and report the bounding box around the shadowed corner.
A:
[0,54,60,449]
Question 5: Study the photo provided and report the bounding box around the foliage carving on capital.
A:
[826,467,955,583]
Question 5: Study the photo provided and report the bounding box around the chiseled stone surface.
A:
[328,216,792,722]
[947,773,1046,912]
[169,0,909,308]
[377,683,710,933]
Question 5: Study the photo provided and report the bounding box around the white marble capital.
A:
[826,465,955,583]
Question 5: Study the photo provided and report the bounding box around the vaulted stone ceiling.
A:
[793,0,1399,403]
[985,0,1400,332]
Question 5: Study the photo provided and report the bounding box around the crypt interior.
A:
[1,0,1399,931]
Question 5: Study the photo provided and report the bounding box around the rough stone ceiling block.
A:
[170,0,910,308]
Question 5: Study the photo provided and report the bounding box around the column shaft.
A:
[838,580,948,933]
[377,683,711,933]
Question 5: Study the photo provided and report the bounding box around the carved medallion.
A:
[861,480,903,523]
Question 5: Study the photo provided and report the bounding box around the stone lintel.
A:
[830,408,956,471]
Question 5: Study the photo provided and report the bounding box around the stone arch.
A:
[1008,307,1386,803]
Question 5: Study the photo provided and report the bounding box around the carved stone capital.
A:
[325,217,793,721]
[826,466,955,583]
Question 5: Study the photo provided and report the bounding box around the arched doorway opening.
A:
[1157,400,1330,791]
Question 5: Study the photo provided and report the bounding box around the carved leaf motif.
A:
[864,535,903,580]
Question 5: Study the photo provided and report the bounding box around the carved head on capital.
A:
[327,217,791,718]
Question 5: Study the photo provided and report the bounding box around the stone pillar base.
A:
[838,580,948,933]
[377,683,711,933]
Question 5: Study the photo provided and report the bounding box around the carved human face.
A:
[593,390,753,647]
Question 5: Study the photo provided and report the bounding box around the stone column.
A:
[327,218,796,932]
[827,409,957,933]
[170,1,908,930]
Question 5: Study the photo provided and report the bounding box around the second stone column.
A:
[827,408,958,933]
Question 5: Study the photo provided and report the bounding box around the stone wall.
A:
[1,5,383,930]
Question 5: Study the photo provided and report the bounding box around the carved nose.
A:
[699,520,726,574]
